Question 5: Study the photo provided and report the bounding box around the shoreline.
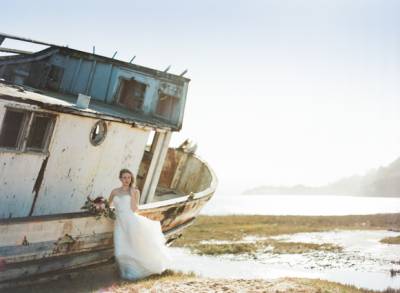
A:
[5,214,400,293]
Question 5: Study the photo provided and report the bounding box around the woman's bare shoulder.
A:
[130,187,140,195]
[110,188,120,195]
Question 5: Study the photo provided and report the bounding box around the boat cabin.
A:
[0,34,190,219]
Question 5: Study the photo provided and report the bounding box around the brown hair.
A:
[119,168,134,187]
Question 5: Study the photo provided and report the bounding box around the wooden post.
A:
[140,131,172,204]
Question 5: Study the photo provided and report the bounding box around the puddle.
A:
[169,230,400,291]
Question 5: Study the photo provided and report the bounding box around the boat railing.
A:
[141,148,218,208]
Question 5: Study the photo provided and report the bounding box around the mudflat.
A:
[6,214,400,293]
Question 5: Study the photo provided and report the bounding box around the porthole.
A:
[90,120,107,146]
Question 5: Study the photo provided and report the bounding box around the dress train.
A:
[113,193,171,280]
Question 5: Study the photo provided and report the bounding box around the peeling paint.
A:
[0,148,217,283]
[0,100,150,218]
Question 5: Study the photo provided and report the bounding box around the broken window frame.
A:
[153,91,180,122]
[45,64,65,91]
[0,108,29,151]
[115,77,147,112]
[0,107,56,154]
[25,113,56,153]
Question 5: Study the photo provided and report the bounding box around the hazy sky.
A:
[2,0,400,194]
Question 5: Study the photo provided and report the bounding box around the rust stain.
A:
[158,150,179,187]
[62,221,73,234]
[52,234,75,254]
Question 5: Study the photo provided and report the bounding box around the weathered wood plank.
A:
[0,232,113,264]
[0,215,113,247]
[0,248,113,282]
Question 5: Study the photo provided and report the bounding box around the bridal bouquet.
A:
[81,196,115,220]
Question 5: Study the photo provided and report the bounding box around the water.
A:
[201,194,400,215]
[173,194,400,290]
[169,230,400,291]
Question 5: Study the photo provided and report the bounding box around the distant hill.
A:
[243,157,400,197]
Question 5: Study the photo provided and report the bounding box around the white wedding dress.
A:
[113,193,171,280]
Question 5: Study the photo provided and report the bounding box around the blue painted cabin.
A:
[0,44,190,131]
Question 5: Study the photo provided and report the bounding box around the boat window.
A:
[26,114,55,152]
[155,92,179,121]
[46,65,64,91]
[117,79,146,111]
[90,120,107,146]
[0,108,55,153]
[0,109,27,149]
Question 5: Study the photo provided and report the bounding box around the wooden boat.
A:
[0,33,217,285]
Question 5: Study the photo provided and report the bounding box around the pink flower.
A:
[94,202,105,211]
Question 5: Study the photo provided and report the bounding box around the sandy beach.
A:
[108,278,373,293]
[6,264,383,293]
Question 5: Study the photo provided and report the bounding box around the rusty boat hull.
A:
[0,148,217,285]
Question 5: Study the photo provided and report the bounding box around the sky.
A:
[2,0,400,194]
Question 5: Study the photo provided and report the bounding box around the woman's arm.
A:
[130,188,139,213]
[108,189,116,206]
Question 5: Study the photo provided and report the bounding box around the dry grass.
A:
[110,269,196,291]
[101,276,398,293]
[294,278,400,293]
[287,278,368,293]
[11,273,399,293]
[8,265,195,293]
[111,277,400,293]
[381,235,400,244]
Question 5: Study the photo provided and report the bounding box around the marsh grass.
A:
[381,236,400,244]
[192,242,259,255]
[172,214,400,255]
[190,240,342,255]
[269,241,342,254]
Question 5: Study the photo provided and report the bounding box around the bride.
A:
[109,168,171,280]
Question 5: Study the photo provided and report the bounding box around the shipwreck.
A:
[0,33,217,285]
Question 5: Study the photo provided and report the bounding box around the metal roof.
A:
[0,82,174,131]
[0,32,190,85]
